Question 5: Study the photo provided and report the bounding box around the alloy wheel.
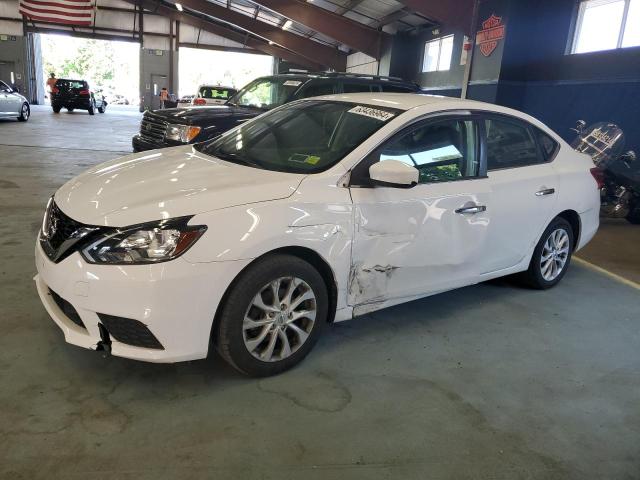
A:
[22,104,29,119]
[242,276,316,362]
[540,228,570,281]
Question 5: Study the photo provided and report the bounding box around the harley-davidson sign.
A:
[476,14,505,57]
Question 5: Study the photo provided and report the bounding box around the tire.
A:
[52,105,61,113]
[98,104,105,113]
[88,101,95,115]
[17,102,29,121]
[216,254,328,377]
[520,217,574,289]
[67,107,74,112]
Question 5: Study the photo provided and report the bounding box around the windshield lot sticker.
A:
[283,80,302,87]
[348,106,395,122]
[288,154,321,165]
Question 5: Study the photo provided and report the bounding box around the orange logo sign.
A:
[476,14,505,57]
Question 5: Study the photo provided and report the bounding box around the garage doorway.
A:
[178,48,274,98]
[40,34,140,110]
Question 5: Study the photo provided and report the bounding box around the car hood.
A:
[150,104,262,124]
[54,146,305,226]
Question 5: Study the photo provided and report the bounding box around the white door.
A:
[479,116,559,274]
[349,117,491,306]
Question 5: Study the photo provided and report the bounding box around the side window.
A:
[353,119,480,185]
[534,128,559,162]
[343,82,375,93]
[381,84,416,93]
[298,81,335,99]
[485,118,541,170]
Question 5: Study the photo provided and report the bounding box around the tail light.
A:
[590,167,605,189]
[79,89,90,95]
[193,98,206,105]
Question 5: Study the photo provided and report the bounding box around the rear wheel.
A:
[88,101,95,115]
[52,105,61,113]
[17,102,29,121]
[98,103,105,113]
[216,254,328,377]
[520,217,574,289]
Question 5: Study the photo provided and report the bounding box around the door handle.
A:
[535,188,555,196]
[455,205,487,214]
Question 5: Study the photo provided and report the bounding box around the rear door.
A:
[479,114,559,274]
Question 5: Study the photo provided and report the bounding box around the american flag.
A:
[19,0,95,26]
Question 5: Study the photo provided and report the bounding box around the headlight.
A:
[165,124,201,143]
[81,217,206,264]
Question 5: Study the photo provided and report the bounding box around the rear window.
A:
[55,80,88,90]
[198,87,235,100]
[535,128,559,161]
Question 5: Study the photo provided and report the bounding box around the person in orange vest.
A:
[46,72,57,98]
[160,87,169,109]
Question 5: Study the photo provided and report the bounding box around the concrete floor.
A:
[1,106,639,480]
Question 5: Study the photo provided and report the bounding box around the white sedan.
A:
[34,93,600,376]
[0,80,29,121]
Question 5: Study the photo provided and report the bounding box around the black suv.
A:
[51,79,107,115]
[132,72,419,152]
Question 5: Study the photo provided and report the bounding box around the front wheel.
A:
[52,105,61,113]
[520,217,574,289]
[216,254,328,377]
[18,102,29,121]
[88,101,95,115]
[98,103,105,113]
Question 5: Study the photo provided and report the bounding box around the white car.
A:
[0,80,29,121]
[34,93,600,376]
[191,85,237,106]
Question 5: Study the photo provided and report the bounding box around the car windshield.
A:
[198,86,234,100]
[228,77,305,110]
[195,100,401,174]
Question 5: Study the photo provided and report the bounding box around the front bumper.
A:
[35,242,250,363]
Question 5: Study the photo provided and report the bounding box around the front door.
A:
[348,116,491,306]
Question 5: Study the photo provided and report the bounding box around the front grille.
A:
[97,313,164,350]
[139,112,168,141]
[50,289,85,329]
[39,201,102,263]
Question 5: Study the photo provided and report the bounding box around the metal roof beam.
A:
[172,0,347,69]
[395,0,474,33]
[122,0,324,70]
[252,0,387,58]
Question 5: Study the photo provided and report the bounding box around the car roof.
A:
[198,85,235,89]
[260,72,418,87]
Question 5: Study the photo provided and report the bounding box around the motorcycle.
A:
[572,120,640,224]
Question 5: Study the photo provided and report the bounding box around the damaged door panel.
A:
[349,180,491,306]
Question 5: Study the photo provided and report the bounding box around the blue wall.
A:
[406,0,640,153]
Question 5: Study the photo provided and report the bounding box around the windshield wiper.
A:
[212,151,259,168]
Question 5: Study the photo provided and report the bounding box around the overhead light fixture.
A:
[268,41,275,45]
[175,2,183,11]
[282,20,292,30]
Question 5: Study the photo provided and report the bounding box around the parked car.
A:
[110,94,130,105]
[36,94,600,376]
[177,94,195,106]
[192,85,237,106]
[0,80,29,121]
[132,72,420,152]
[51,79,107,115]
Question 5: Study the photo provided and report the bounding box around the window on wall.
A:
[422,35,454,72]
[572,0,640,53]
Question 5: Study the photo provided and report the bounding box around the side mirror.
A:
[620,150,636,163]
[369,160,418,188]
[571,120,587,135]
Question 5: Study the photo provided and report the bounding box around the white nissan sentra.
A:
[35,93,600,376]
